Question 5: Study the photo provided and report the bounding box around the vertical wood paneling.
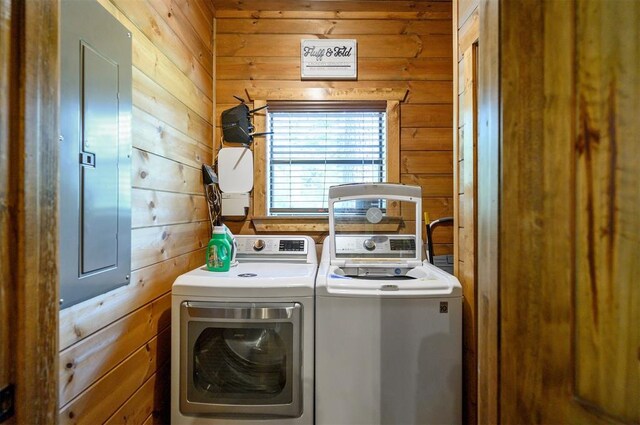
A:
[0,0,12,402]
[500,0,638,423]
[573,0,639,421]
[453,0,478,422]
[252,100,268,217]
[386,100,401,184]
[13,0,60,421]
[500,1,557,422]
[3,2,62,419]
[476,0,499,422]
[456,42,477,424]
[58,0,213,423]
[216,2,454,253]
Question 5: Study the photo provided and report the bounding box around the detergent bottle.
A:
[206,226,231,272]
[221,224,238,267]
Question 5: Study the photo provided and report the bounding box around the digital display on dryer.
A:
[279,240,305,252]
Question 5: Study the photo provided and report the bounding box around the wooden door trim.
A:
[476,0,500,423]
[2,0,60,422]
[0,0,13,410]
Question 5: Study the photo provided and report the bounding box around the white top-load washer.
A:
[315,183,462,424]
[171,235,317,425]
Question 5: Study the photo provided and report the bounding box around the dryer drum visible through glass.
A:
[193,327,288,396]
[180,301,302,416]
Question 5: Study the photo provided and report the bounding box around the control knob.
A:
[363,238,376,251]
[253,239,265,251]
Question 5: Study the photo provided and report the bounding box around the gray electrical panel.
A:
[59,0,132,309]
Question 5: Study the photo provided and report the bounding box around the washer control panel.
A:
[335,234,416,257]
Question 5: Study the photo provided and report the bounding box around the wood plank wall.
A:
[454,0,478,422]
[58,0,213,423]
[214,0,454,253]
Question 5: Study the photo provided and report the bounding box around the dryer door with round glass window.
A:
[180,301,303,417]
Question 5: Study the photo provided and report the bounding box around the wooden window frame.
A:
[247,88,406,232]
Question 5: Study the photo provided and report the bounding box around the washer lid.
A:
[327,183,423,267]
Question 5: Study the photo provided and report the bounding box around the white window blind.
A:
[266,102,387,216]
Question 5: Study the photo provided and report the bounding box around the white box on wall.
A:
[221,193,250,216]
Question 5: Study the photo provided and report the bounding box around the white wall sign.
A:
[300,39,357,80]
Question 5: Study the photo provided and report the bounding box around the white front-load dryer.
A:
[171,235,317,425]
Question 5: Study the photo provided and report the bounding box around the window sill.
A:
[251,216,404,234]
[252,216,330,234]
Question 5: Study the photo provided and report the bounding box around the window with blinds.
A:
[266,102,387,216]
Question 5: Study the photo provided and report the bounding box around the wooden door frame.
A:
[476,0,500,423]
[1,0,59,422]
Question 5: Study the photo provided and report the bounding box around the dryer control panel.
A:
[235,236,313,262]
